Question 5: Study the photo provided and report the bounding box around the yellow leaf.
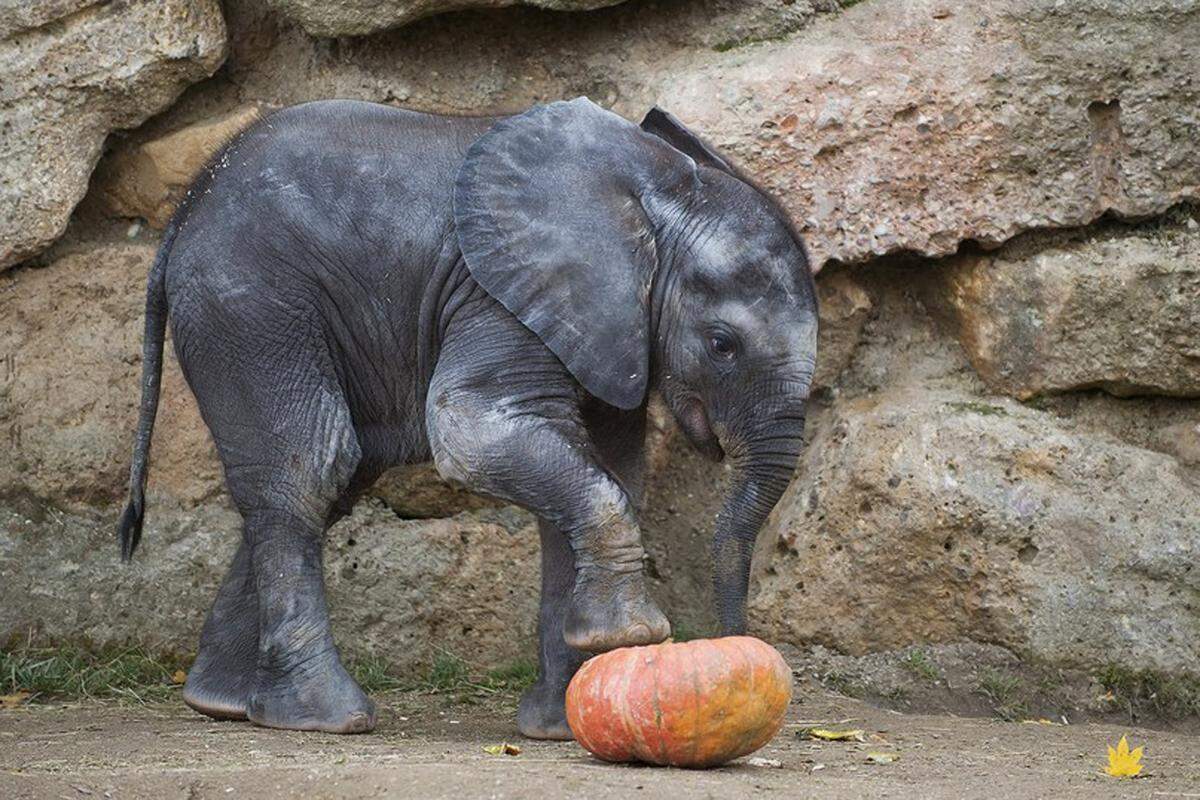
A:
[171,670,187,685]
[0,691,31,708]
[483,742,521,756]
[1104,735,1144,778]
[806,728,866,742]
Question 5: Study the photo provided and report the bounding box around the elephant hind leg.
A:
[186,350,374,733]
[243,505,374,734]
[183,540,258,720]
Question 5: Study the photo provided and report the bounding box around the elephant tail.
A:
[117,228,174,563]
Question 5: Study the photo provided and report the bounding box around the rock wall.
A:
[1,0,1198,685]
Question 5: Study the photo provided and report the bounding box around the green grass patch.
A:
[410,651,538,698]
[0,644,189,704]
[1,644,538,705]
[349,653,409,694]
[1097,664,1200,719]
[901,648,942,682]
[977,669,1029,721]
[821,669,865,699]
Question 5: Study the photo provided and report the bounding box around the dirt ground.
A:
[3,689,1198,800]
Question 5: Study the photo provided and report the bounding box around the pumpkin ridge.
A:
[649,648,668,765]
[621,647,649,762]
[686,641,703,767]
[730,638,764,759]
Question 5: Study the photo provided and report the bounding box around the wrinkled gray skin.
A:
[118,98,818,738]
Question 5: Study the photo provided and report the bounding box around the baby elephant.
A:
[118,98,818,737]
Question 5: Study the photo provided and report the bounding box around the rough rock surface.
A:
[812,271,873,390]
[97,105,265,228]
[943,223,1200,399]
[0,0,226,270]
[0,499,540,673]
[194,0,1200,270]
[265,0,628,38]
[657,0,1200,266]
[3,0,1200,692]
[367,464,502,519]
[0,241,222,509]
[750,386,1200,675]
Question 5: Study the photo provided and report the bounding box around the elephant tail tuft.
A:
[118,226,174,563]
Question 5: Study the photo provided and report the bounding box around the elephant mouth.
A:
[677,396,725,462]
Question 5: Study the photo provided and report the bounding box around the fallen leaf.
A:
[0,692,31,709]
[866,752,900,765]
[804,728,866,743]
[483,742,522,756]
[171,670,187,685]
[746,757,782,768]
[1105,735,1144,778]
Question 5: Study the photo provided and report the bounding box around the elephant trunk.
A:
[712,400,806,635]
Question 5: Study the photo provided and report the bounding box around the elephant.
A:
[117,97,818,738]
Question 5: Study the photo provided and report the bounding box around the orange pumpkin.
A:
[565,636,792,768]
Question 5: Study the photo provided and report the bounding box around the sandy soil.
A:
[2,690,1197,800]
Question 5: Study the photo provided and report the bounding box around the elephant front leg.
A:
[518,519,587,740]
[428,388,669,658]
[557,484,668,653]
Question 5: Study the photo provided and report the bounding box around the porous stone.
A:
[813,270,872,389]
[97,105,265,228]
[0,499,539,674]
[750,387,1200,676]
[264,0,628,37]
[0,241,223,509]
[0,0,227,269]
[367,464,502,518]
[656,0,1200,267]
[943,224,1200,398]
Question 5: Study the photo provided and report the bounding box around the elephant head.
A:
[455,98,818,636]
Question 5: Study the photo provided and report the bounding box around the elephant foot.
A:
[182,620,258,721]
[564,566,670,653]
[182,656,254,721]
[518,683,574,740]
[247,646,376,734]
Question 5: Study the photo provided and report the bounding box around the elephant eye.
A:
[707,331,738,361]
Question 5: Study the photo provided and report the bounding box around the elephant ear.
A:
[454,98,691,410]
[640,107,735,174]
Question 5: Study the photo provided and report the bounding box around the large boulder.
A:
[656,0,1200,267]
[813,270,872,390]
[264,0,629,38]
[750,386,1200,676]
[0,499,540,674]
[96,105,265,229]
[942,222,1200,399]
[0,0,226,270]
[0,241,222,509]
